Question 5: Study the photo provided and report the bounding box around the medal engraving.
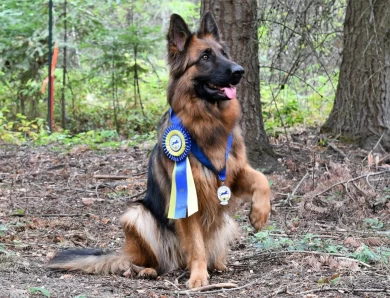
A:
[169,134,182,152]
[217,185,231,205]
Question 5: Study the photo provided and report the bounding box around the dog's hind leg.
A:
[232,164,271,231]
[120,204,181,278]
[120,205,161,279]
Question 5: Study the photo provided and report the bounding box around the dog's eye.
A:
[202,54,209,60]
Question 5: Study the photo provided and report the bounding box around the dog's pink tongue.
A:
[221,86,236,99]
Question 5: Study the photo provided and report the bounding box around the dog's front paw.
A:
[186,272,209,288]
[212,261,228,272]
[249,201,270,231]
[137,268,158,279]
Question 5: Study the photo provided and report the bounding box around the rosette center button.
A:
[170,135,182,152]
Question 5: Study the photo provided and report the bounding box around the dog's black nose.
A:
[231,64,244,79]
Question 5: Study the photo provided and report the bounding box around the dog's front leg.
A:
[233,164,271,230]
[176,215,209,288]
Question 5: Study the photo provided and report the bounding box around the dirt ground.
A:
[0,131,389,298]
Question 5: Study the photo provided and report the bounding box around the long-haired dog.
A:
[48,12,271,288]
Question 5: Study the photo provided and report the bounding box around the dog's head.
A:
[167,12,244,103]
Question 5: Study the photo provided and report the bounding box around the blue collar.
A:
[169,108,233,182]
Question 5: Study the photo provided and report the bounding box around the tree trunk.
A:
[321,0,390,150]
[61,0,67,130]
[200,0,278,171]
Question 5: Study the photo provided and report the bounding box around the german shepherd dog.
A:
[49,12,271,288]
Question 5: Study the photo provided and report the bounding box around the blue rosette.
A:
[162,124,191,162]
[162,123,197,219]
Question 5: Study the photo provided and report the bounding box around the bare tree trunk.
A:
[61,0,67,129]
[322,0,390,150]
[201,0,278,170]
[112,50,119,134]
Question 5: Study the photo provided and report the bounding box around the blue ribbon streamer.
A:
[172,158,188,218]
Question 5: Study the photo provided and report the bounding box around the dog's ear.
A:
[167,14,192,52]
[198,11,220,41]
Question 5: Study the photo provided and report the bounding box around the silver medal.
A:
[217,185,231,205]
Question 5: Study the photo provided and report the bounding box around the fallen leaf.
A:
[344,237,361,248]
[367,152,374,168]
[101,218,110,224]
[46,251,56,260]
[82,197,95,206]
[59,274,73,279]
[363,237,382,246]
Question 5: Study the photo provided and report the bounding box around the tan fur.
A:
[47,253,131,275]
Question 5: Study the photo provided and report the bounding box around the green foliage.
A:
[29,287,51,298]
[252,224,389,265]
[258,1,344,136]
[261,76,336,136]
[253,229,347,254]
[0,224,7,237]
[0,0,344,142]
[0,108,46,143]
[36,129,124,149]
[350,244,390,264]
[364,218,384,230]
[0,0,183,139]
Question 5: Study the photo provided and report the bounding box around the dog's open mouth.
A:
[205,83,237,100]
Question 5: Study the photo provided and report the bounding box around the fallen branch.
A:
[290,172,309,198]
[39,213,87,218]
[93,174,131,180]
[378,154,390,164]
[311,170,389,198]
[127,190,146,201]
[328,142,347,158]
[265,286,290,298]
[298,287,389,295]
[0,154,17,158]
[174,271,187,285]
[176,280,257,295]
[93,172,147,180]
[237,250,371,268]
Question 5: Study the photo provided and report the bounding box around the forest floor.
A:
[0,129,389,298]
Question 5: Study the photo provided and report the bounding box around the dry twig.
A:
[127,189,146,201]
[177,282,238,294]
[311,170,389,199]
[298,287,389,295]
[238,250,371,268]
[93,174,132,180]
[328,142,347,158]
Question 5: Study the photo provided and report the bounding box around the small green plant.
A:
[349,244,381,264]
[12,209,25,216]
[0,108,45,143]
[253,227,390,265]
[0,224,7,237]
[29,287,51,297]
[364,218,384,229]
[0,243,10,255]
[253,231,348,253]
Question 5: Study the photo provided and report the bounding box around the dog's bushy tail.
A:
[47,249,131,274]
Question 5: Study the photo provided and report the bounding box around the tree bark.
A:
[61,0,67,130]
[200,0,278,170]
[321,0,390,150]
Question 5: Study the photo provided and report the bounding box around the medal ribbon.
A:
[166,109,233,218]
[191,133,233,182]
[170,109,233,182]
[166,112,198,219]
